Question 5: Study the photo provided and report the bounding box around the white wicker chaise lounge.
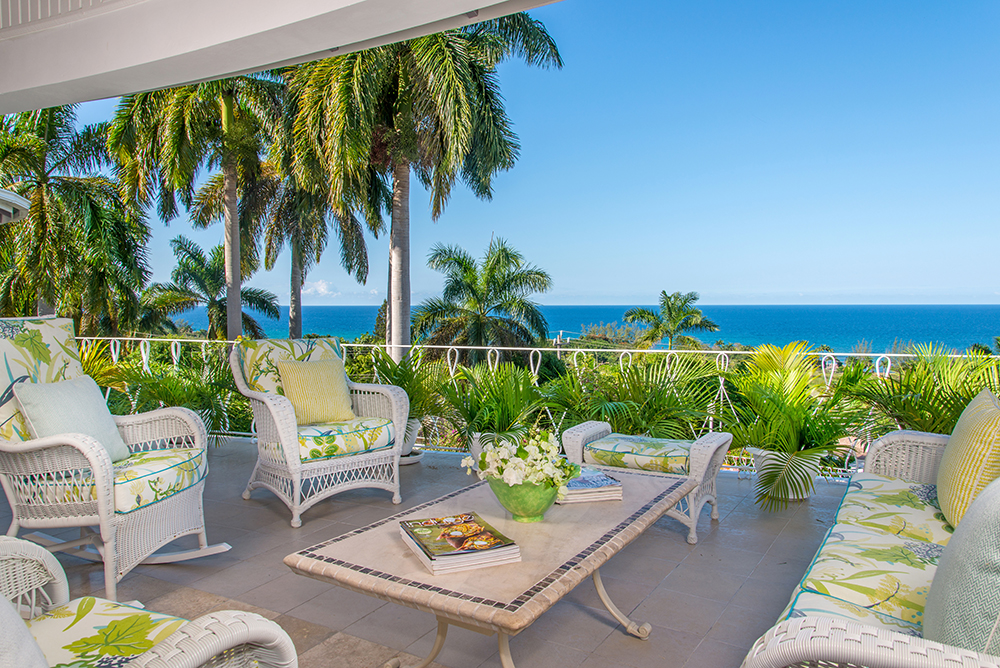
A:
[561,421,732,544]
[230,337,408,527]
[0,318,229,601]
[1,535,298,668]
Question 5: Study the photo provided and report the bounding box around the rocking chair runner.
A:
[0,318,229,601]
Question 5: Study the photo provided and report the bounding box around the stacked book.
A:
[399,512,521,575]
[555,467,623,504]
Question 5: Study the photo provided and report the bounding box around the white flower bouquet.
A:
[461,428,580,492]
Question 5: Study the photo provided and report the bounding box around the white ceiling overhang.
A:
[0,0,559,115]
[0,188,29,223]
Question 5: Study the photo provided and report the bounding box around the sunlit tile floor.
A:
[0,439,846,668]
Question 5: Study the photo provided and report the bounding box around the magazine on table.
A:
[399,512,520,574]
[556,466,623,504]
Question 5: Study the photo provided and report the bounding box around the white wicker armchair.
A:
[0,319,229,601]
[561,421,732,544]
[742,429,1000,668]
[230,338,407,527]
[1,536,298,668]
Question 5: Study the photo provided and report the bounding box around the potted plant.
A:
[439,362,543,459]
[462,427,579,522]
[728,342,865,510]
[371,348,448,464]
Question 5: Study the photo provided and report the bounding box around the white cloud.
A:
[302,280,340,298]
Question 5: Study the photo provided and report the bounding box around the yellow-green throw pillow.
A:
[937,388,1000,526]
[276,358,356,426]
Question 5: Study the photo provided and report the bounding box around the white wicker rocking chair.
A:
[1,535,298,668]
[230,337,407,527]
[0,318,230,601]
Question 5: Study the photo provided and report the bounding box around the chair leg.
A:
[709,496,720,520]
[392,492,401,504]
[104,537,118,602]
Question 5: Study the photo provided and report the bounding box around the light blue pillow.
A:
[13,376,130,463]
[924,476,1000,653]
[0,596,48,668]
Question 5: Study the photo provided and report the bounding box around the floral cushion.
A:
[836,473,953,545]
[298,417,394,462]
[29,448,207,514]
[781,589,922,637]
[799,523,943,626]
[583,434,692,474]
[235,337,344,395]
[0,318,85,443]
[26,596,186,668]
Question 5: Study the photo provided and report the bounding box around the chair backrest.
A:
[234,337,345,395]
[0,318,84,443]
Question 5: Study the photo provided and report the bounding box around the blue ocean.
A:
[176,304,1000,353]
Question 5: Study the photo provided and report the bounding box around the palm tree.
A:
[412,238,551,363]
[0,106,149,333]
[146,236,279,340]
[109,75,282,340]
[290,14,562,360]
[624,291,719,350]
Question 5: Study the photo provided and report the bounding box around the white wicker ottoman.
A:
[561,421,732,544]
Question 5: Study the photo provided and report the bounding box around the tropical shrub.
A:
[439,363,543,444]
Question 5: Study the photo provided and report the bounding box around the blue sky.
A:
[76,0,1000,306]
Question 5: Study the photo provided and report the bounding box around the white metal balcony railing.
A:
[76,336,941,479]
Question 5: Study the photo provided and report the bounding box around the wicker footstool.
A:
[561,421,732,544]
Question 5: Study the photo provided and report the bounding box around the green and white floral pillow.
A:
[0,318,84,443]
[236,337,344,395]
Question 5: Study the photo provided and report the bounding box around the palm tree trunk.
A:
[389,160,410,362]
[289,238,303,339]
[222,159,240,341]
[221,92,241,342]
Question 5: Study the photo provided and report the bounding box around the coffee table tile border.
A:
[295,474,688,613]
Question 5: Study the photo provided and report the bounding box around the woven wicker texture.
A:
[1,536,298,668]
[562,421,732,544]
[230,339,407,527]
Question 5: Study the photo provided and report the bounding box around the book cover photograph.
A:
[399,512,521,574]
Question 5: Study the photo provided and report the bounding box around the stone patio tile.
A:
[239,571,333,613]
[474,634,590,668]
[272,614,335,655]
[683,638,749,668]
[678,542,763,577]
[591,622,702,668]
[516,599,619,654]
[285,585,387,631]
[204,597,279,619]
[562,572,652,614]
[620,529,700,563]
[630,589,727,636]
[598,550,679,587]
[706,604,781,650]
[192,555,291,598]
[696,525,781,554]
[406,622,499,668]
[298,632,402,668]
[658,563,746,603]
[730,577,797,618]
[144,586,231,618]
[344,600,439,650]
[749,553,813,586]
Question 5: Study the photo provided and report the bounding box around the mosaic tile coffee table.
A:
[284,468,695,668]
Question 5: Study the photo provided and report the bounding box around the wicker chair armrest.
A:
[129,610,298,668]
[0,434,115,516]
[114,407,208,453]
[348,382,408,449]
[561,421,612,464]
[865,430,950,483]
[742,615,1000,668]
[0,535,69,610]
[243,393,300,469]
[687,432,733,485]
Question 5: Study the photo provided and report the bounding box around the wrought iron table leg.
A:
[592,568,652,640]
[382,618,449,668]
[498,632,516,668]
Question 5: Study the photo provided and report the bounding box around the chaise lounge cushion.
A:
[583,434,692,474]
[798,523,943,626]
[835,472,953,545]
[780,589,921,637]
[298,417,394,462]
[936,388,1000,527]
[924,476,1000,654]
[26,596,185,668]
